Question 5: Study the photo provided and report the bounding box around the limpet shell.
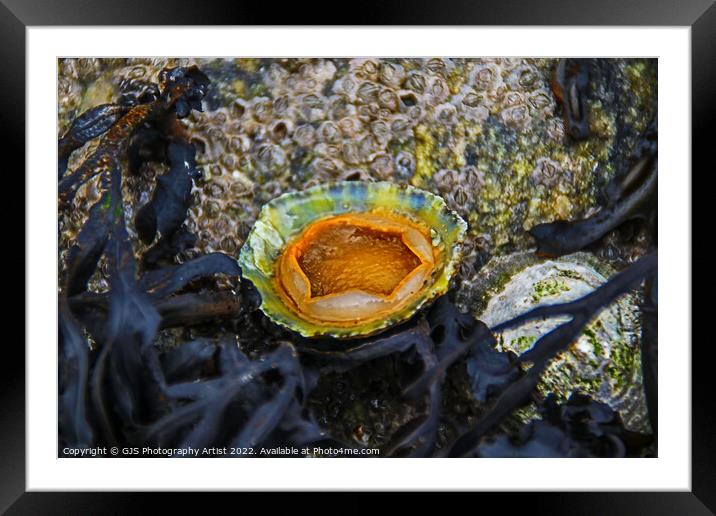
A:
[458,251,648,432]
[239,181,467,338]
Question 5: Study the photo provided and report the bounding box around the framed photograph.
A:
[6,0,710,510]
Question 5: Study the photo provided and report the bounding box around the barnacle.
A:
[58,58,657,265]
[239,181,467,338]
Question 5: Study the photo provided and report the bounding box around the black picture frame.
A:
[6,0,710,511]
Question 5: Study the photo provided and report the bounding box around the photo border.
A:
[5,0,711,510]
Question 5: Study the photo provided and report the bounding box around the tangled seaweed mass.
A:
[58,58,657,457]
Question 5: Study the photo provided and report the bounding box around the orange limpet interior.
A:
[277,211,437,325]
[297,224,421,297]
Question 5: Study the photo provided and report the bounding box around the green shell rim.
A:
[238,181,467,339]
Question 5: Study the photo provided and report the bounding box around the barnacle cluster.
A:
[58,58,656,282]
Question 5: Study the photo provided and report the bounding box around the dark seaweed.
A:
[58,299,94,449]
[89,161,163,442]
[146,341,302,452]
[552,58,591,141]
[424,296,519,404]
[127,125,168,176]
[140,252,240,299]
[64,177,112,297]
[159,339,217,383]
[476,394,650,458]
[118,78,160,108]
[58,103,129,179]
[135,141,201,247]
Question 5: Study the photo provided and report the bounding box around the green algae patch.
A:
[531,278,571,303]
[411,124,437,187]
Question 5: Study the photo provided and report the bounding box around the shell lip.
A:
[238,180,467,339]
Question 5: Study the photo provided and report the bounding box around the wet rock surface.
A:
[59,58,656,264]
